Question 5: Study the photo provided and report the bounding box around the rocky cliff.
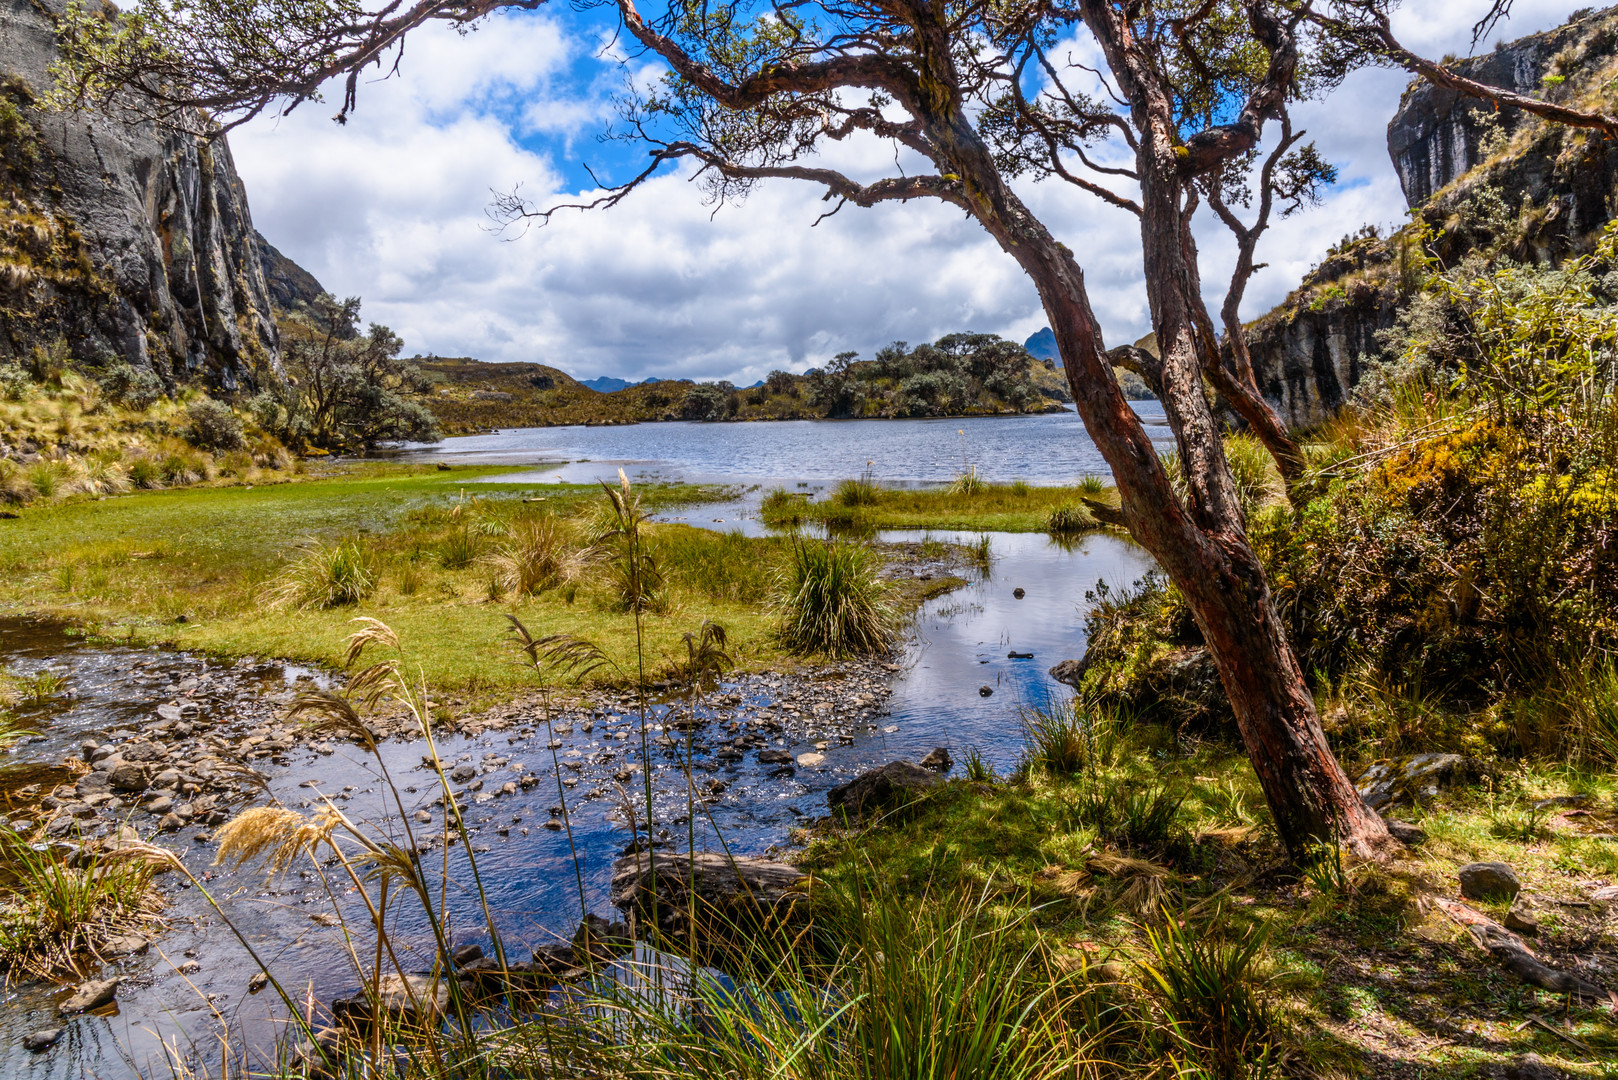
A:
[0,0,280,389]
[257,230,326,312]
[1244,6,1618,428]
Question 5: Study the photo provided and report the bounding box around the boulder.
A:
[1458,861,1521,902]
[59,977,119,1014]
[827,760,942,817]
[611,852,808,955]
[1383,819,1427,845]
[918,747,953,773]
[1355,754,1484,811]
[1049,657,1088,688]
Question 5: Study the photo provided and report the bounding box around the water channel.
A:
[0,407,1169,1077]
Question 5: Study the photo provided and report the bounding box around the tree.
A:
[266,295,439,452]
[57,0,1618,859]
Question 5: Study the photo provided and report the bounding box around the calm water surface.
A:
[0,410,1163,1077]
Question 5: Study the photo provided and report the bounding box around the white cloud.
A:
[231,2,1587,382]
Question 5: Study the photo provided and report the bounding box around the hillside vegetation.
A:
[420,332,1091,434]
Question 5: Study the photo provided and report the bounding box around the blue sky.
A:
[228,1,1585,385]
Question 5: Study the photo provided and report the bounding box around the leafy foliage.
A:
[256,294,439,452]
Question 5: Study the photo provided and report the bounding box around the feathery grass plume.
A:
[212,806,338,874]
[596,467,664,613]
[1140,913,1279,1080]
[774,536,899,658]
[1045,500,1097,534]
[484,513,576,597]
[266,537,377,609]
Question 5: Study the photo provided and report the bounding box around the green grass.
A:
[762,480,1120,533]
[0,465,804,693]
[773,538,901,658]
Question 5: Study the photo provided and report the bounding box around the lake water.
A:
[389,403,1174,489]
[0,409,1164,1077]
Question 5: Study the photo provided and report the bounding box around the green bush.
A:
[185,397,244,450]
[99,363,163,410]
[0,363,29,402]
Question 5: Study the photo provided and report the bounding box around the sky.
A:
[229,1,1585,385]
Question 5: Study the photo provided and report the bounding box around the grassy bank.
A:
[762,475,1119,534]
[792,706,1618,1077]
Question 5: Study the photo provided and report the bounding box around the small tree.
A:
[55,0,1618,858]
[268,295,439,452]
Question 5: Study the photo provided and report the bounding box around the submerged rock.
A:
[22,1028,62,1053]
[332,974,449,1025]
[611,852,808,951]
[918,747,952,773]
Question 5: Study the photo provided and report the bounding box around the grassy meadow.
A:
[0,465,818,693]
[762,473,1119,534]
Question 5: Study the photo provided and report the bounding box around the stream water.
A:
[0,409,1165,1078]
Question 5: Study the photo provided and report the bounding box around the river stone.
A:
[101,932,148,957]
[157,812,186,832]
[828,760,942,817]
[59,977,118,1014]
[449,764,477,783]
[1355,754,1483,811]
[919,747,953,773]
[1458,861,1521,901]
[120,742,167,763]
[333,974,449,1025]
[144,796,174,815]
[156,704,184,723]
[796,752,825,767]
[107,764,148,793]
[22,1028,62,1052]
[757,750,794,765]
[611,852,808,954]
[573,912,633,964]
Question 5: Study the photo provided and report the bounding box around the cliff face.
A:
[0,0,280,388]
[1387,4,1618,247]
[257,230,326,312]
[1245,7,1618,428]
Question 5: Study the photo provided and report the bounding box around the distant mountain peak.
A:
[1024,327,1060,365]
[580,375,662,393]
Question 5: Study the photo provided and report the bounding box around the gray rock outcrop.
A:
[0,0,282,387]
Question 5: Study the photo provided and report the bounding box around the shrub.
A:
[267,538,377,609]
[774,538,899,657]
[0,363,28,402]
[98,363,163,410]
[127,456,162,489]
[185,397,244,450]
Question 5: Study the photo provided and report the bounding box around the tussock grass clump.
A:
[1045,500,1097,534]
[1141,916,1279,1080]
[1020,698,1124,776]
[0,828,164,978]
[774,537,899,657]
[267,538,378,609]
[758,485,806,526]
[948,464,984,495]
[833,472,881,506]
[484,514,577,597]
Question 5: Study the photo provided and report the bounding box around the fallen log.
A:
[1431,896,1612,1002]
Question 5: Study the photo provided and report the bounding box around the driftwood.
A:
[1431,896,1613,1002]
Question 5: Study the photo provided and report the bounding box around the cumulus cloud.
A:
[230,1,1585,383]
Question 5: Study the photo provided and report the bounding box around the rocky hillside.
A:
[1244,5,1618,428]
[0,0,281,389]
